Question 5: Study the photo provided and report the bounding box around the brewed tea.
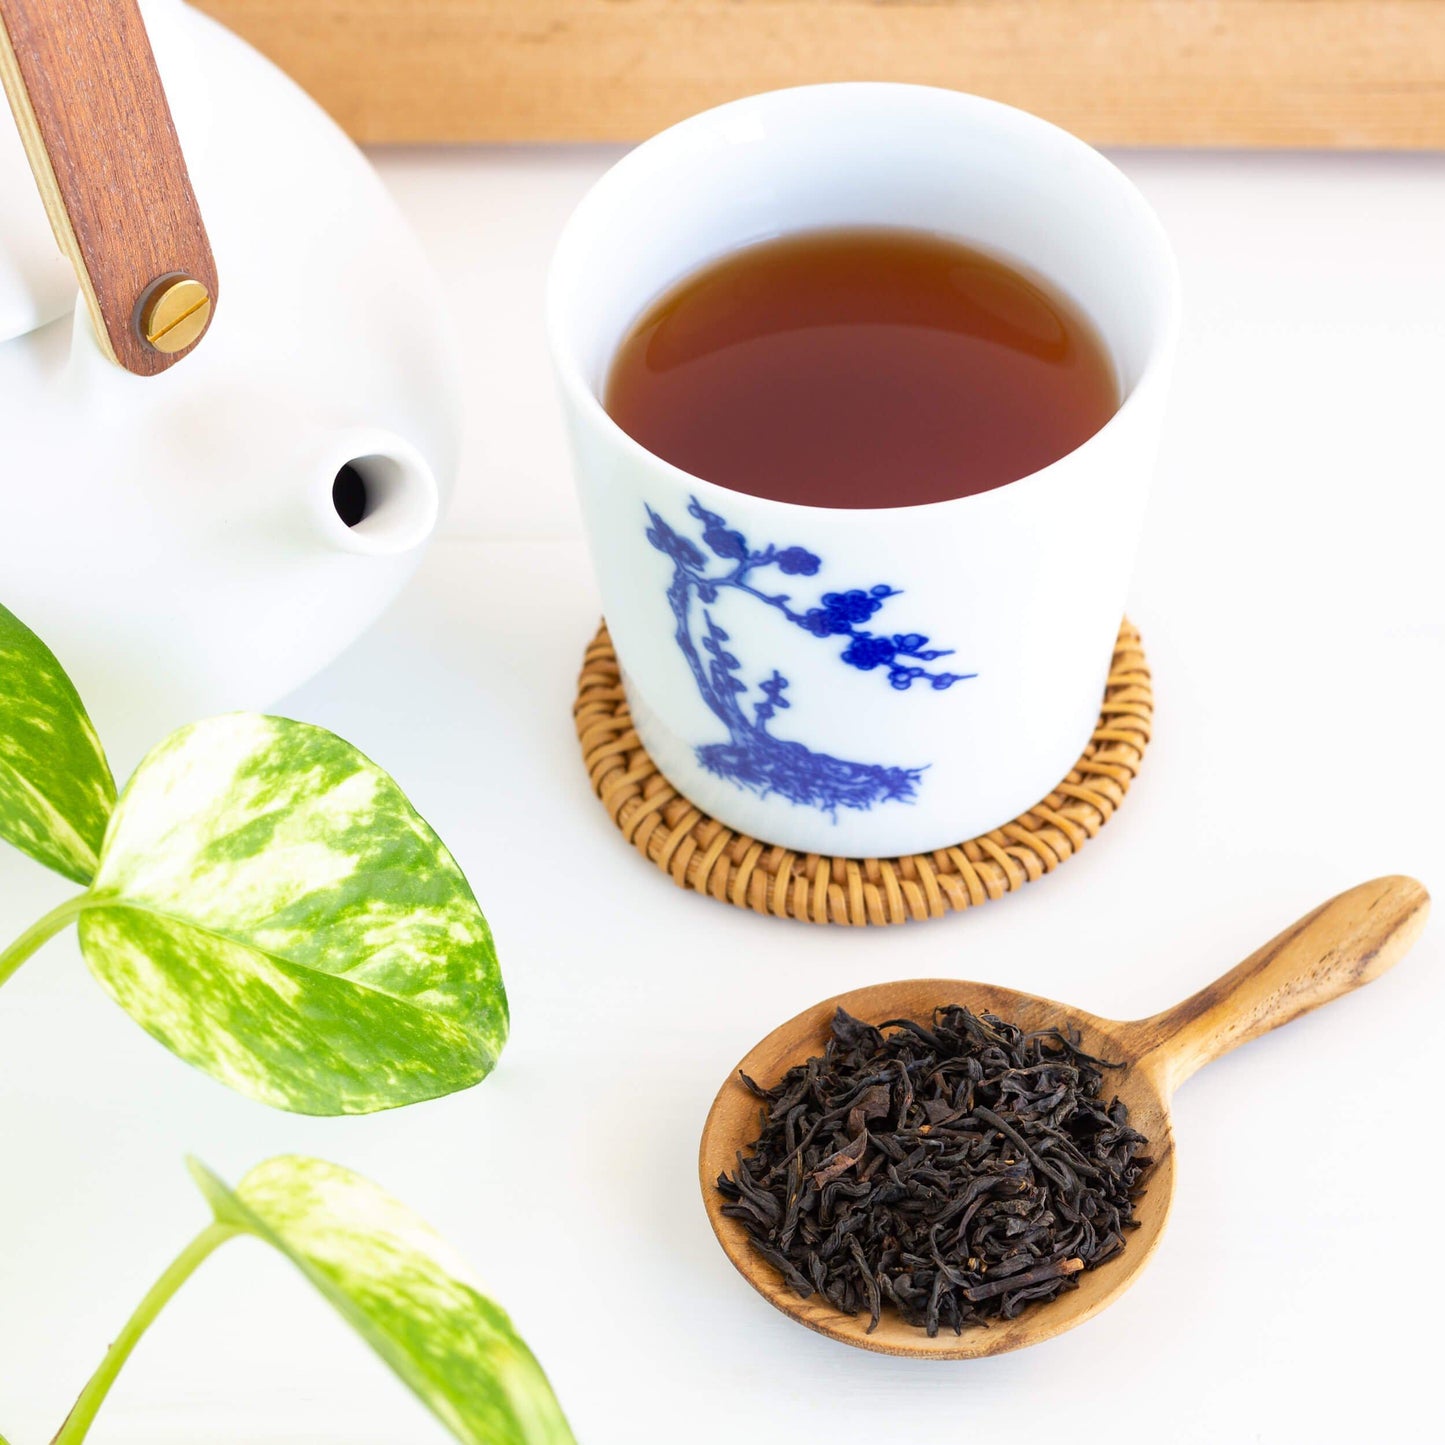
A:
[605,228,1118,509]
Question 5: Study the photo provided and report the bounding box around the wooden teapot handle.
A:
[1131,875,1430,1095]
[0,0,217,374]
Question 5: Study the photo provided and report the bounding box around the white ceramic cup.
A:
[548,83,1179,858]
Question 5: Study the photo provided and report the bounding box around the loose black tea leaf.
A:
[718,1005,1151,1336]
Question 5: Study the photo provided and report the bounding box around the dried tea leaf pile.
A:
[717,1006,1151,1336]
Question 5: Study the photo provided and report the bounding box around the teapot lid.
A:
[0,0,211,346]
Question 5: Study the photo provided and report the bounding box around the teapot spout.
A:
[315,429,440,555]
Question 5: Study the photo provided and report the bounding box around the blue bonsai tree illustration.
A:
[644,497,975,816]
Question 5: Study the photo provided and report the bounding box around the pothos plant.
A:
[0,610,569,1441]
[45,1153,575,1444]
[0,602,507,1113]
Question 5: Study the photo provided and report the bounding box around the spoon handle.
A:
[1132,875,1429,1095]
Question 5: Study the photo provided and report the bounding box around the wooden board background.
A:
[193,0,1445,148]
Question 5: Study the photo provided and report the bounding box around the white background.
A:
[2,145,1444,1443]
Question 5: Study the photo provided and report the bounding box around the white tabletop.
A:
[2,145,1443,1444]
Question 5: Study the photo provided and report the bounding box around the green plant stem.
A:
[0,893,86,989]
[51,1222,239,1445]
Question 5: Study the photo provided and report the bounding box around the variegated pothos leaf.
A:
[78,714,507,1114]
[0,603,115,883]
[191,1156,575,1445]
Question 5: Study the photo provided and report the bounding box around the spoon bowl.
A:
[699,876,1429,1358]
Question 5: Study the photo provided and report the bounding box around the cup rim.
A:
[545,81,1182,520]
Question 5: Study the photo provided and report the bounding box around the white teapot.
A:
[0,0,458,759]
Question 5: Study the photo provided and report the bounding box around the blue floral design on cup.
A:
[644,498,975,817]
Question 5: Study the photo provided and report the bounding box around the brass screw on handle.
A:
[137,273,211,354]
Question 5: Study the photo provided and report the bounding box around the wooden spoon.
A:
[699,875,1429,1358]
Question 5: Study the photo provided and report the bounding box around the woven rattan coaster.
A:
[574,619,1151,925]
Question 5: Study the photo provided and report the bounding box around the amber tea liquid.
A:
[604,227,1119,509]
